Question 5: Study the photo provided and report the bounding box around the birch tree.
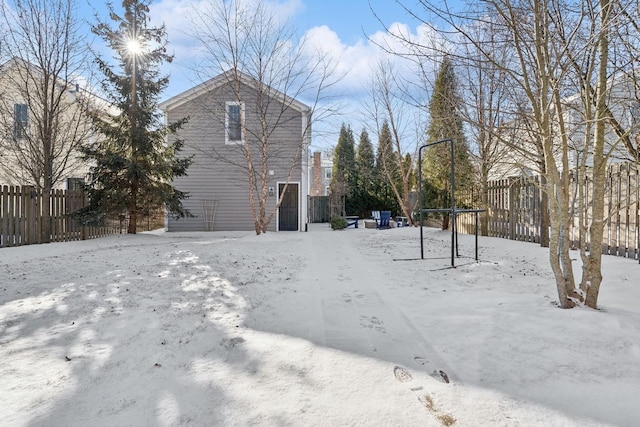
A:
[187,0,337,234]
[564,0,615,308]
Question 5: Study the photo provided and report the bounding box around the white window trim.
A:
[225,101,244,145]
[14,103,28,140]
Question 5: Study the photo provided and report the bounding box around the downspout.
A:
[301,109,311,231]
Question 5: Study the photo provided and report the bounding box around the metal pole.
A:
[475,211,479,261]
[454,224,460,258]
[418,139,454,263]
[418,144,424,259]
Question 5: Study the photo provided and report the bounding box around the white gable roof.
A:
[160,69,310,114]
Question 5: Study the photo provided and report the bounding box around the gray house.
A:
[160,70,311,232]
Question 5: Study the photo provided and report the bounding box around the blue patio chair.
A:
[377,210,391,229]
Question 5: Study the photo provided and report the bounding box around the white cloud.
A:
[267,0,305,21]
[148,0,307,97]
[300,23,439,148]
[149,0,203,59]
[145,0,446,147]
[301,21,444,106]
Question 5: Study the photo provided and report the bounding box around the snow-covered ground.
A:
[1,223,639,426]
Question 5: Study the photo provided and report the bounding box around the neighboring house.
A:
[309,150,333,196]
[0,58,95,190]
[159,70,311,232]
[489,72,640,180]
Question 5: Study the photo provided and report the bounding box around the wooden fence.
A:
[456,162,640,261]
[308,195,329,223]
[0,185,163,248]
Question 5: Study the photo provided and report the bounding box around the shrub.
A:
[330,217,348,230]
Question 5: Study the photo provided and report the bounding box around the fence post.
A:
[509,178,515,240]
[1,185,8,247]
[27,186,37,244]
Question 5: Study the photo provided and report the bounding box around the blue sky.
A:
[294,0,420,44]
[78,0,433,149]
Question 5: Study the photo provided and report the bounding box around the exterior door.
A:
[278,183,298,231]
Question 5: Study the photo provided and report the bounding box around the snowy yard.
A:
[1,224,639,426]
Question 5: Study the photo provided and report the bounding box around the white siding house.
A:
[489,72,640,180]
[0,58,96,189]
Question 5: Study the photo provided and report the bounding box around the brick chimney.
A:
[311,151,323,196]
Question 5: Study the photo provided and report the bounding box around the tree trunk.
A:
[41,142,53,243]
[539,174,550,248]
[442,213,450,230]
[581,0,612,309]
[128,180,138,234]
[547,181,575,308]
[41,188,52,243]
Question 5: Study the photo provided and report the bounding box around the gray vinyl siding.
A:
[164,79,306,232]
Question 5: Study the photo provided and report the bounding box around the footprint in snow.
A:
[393,365,413,383]
[394,365,457,424]
[360,315,386,333]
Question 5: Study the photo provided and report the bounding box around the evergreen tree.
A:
[403,153,417,192]
[375,121,401,214]
[329,123,356,216]
[354,129,376,216]
[80,0,191,233]
[423,57,474,228]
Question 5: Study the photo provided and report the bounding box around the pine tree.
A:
[375,121,401,214]
[403,153,416,196]
[423,57,474,228]
[329,123,356,216]
[354,129,376,216]
[79,0,191,233]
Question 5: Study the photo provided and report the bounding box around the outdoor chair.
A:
[371,210,380,225]
[377,210,391,229]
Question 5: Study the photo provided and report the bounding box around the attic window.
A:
[225,101,244,144]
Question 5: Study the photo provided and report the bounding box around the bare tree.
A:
[608,0,640,163]
[186,0,338,234]
[0,0,92,243]
[457,20,514,236]
[454,0,586,308]
[364,60,425,226]
[392,0,625,309]
[563,0,617,308]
